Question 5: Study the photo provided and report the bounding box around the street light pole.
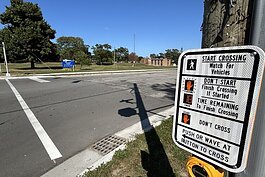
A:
[2,42,10,77]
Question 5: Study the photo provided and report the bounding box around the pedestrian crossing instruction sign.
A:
[172,46,265,173]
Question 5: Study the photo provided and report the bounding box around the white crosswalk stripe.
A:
[30,77,50,83]
[5,79,62,161]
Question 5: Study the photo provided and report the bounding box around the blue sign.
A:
[62,59,75,68]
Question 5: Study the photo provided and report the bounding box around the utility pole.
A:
[233,0,265,176]
[201,0,250,48]
[113,47,116,65]
[2,42,10,77]
[133,33,135,54]
[202,0,265,176]
[132,34,136,67]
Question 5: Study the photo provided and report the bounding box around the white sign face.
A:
[172,46,265,173]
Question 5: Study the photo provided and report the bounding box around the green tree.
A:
[56,36,89,59]
[150,53,165,59]
[114,47,129,62]
[158,53,165,58]
[0,28,11,63]
[0,0,58,68]
[92,44,113,65]
[73,50,91,69]
[165,49,181,64]
[150,53,158,58]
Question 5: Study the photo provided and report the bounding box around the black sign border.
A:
[174,48,260,170]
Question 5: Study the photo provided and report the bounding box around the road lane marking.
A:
[5,79,62,161]
[30,77,50,83]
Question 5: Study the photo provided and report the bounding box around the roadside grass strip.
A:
[0,62,174,76]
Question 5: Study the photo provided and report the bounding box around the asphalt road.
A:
[0,70,177,177]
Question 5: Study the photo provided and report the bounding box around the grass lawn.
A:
[0,62,174,76]
[83,118,190,177]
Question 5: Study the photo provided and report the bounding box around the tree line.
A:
[0,0,181,68]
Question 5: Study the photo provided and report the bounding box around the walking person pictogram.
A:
[189,61,194,69]
[187,59,197,70]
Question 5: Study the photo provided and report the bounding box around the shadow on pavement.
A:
[118,83,175,177]
[72,80,83,83]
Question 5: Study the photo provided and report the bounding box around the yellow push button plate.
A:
[186,157,224,177]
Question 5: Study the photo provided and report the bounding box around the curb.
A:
[35,68,175,76]
[0,68,176,80]
[78,106,175,177]
[41,107,175,177]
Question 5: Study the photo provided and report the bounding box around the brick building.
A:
[141,58,171,66]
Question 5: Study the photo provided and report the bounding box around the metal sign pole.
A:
[2,42,10,77]
[233,0,265,176]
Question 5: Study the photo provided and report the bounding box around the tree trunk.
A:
[31,59,35,69]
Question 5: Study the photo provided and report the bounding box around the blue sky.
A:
[0,0,204,57]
